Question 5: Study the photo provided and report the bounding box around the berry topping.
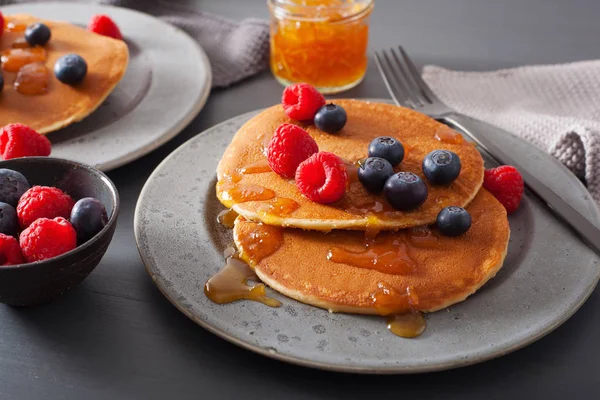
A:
[368,136,405,167]
[17,186,75,229]
[0,123,51,160]
[19,217,77,263]
[357,157,394,193]
[88,14,123,40]
[70,197,108,244]
[0,202,18,236]
[0,168,30,206]
[281,83,326,121]
[266,123,319,178]
[54,54,87,85]
[384,172,428,211]
[483,165,524,214]
[314,103,347,133]
[422,149,462,185]
[0,233,23,266]
[436,206,472,237]
[0,12,4,37]
[24,23,51,46]
[295,152,347,204]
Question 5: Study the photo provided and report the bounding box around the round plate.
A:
[2,2,211,172]
[135,103,600,373]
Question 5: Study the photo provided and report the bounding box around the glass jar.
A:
[268,0,374,94]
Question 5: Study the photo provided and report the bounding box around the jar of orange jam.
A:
[268,0,374,94]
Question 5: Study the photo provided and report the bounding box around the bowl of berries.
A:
[0,156,119,306]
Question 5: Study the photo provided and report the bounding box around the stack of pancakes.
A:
[216,100,510,315]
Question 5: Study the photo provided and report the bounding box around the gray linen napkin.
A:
[0,0,270,87]
[423,60,600,205]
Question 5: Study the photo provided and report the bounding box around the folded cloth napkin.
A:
[0,0,271,87]
[422,60,600,205]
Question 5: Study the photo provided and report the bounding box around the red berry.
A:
[0,12,4,37]
[17,186,75,229]
[88,14,123,40]
[0,233,24,266]
[266,123,319,178]
[483,166,524,214]
[0,123,51,160]
[20,217,77,262]
[281,83,326,121]
[295,152,347,204]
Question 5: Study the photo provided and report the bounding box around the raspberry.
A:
[0,12,4,37]
[266,123,319,178]
[483,165,524,214]
[88,14,123,40]
[20,217,77,262]
[295,152,347,204]
[17,186,75,229]
[0,233,24,266]
[282,83,326,121]
[0,123,51,160]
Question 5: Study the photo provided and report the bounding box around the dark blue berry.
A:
[368,136,405,167]
[384,172,428,211]
[54,54,87,85]
[25,23,51,46]
[0,202,18,236]
[70,197,108,244]
[422,149,461,185]
[436,206,472,237]
[358,157,394,193]
[314,103,347,133]
[0,74,4,93]
[0,169,30,207]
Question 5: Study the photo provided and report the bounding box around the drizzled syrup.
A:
[237,223,284,264]
[217,209,239,229]
[218,181,276,203]
[5,21,27,32]
[14,62,49,95]
[406,226,441,249]
[434,127,464,144]
[1,46,47,72]
[387,311,427,338]
[257,197,299,217]
[238,159,272,175]
[327,238,415,275]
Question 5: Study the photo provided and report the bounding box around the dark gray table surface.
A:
[2,0,600,399]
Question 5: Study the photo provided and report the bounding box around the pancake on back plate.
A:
[233,189,509,315]
[0,14,129,134]
[217,100,484,231]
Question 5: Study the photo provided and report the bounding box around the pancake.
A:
[0,14,129,134]
[217,100,484,231]
[233,189,509,314]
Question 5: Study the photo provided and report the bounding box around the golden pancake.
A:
[233,189,509,314]
[0,14,129,134]
[217,100,484,231]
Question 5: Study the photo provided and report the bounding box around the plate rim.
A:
[0,1,212,172]
[134,102,600,374]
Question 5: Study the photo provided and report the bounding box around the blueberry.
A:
[422,149,461,185]
[314,103,347,133]
[368,136,405,167]
[54,54,87,85]
[358,157,394,193]
[436,206,472,237]
[25,23,51,46]
[0,202,18,236]
[0,74,4,93]
[0,169,30,207]
[384,172,428,211]
[70,197,108,244]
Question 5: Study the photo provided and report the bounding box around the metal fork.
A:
[374,46,600,255]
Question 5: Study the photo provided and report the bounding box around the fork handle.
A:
[442,113,600,256]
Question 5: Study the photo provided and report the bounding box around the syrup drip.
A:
[327,238,415,275]
[387,311,427,338]
[364,215,381,240]
[434,127,464,144]
[257,197,299,217]
[217,209,239,229]
[5,21,27,32]
[14,62,49,95]
[370,283,419,315]
[238,159,272,175]
[1,47,48,73]
[11,38,30,49]
[204,256,281,307]
[218,181,276,203]
[237,223,284,264]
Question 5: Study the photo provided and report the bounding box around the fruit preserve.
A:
[268,0,374,93]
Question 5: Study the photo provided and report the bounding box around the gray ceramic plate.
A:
[2,2,211,172]
[135,102,600,373]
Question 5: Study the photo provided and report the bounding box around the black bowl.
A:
[0,157,119,306]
